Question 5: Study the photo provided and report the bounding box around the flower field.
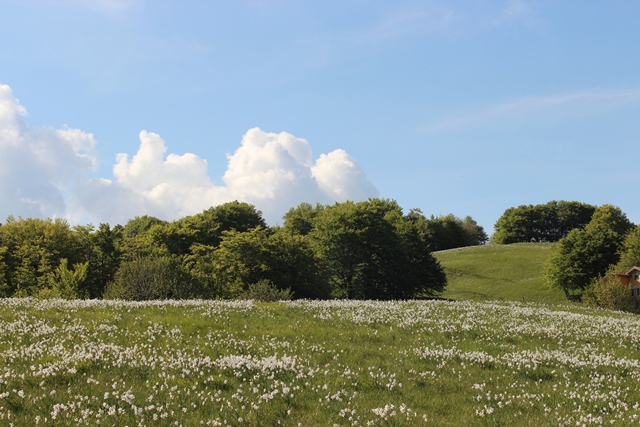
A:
[1,299,640,426]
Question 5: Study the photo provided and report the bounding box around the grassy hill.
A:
[434,242,567,304]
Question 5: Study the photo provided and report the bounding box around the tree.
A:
[72,223,122,298]
[460,216,489,247]
[582,273,640,313]
[175,201,267,250]
[397,211,447,298]
[309,199,446,299]
[46,259,89,299]
[126,201,269,258]
[544,205,632,300]
[0,244,10,297]
[422,214,467,251]
[282,202,325,236]
[105,256,195,301]
[203,227,327,299]
[587,204,633,237]
[122,215,168,238]
[544,225,619,299]
[616,226,640,271]
[421,213,487,250]
[0,217,79,296]
[493,201,596,244]
[555,201,598,240]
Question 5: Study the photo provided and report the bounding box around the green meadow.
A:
[2,298,640,426]
[434,243,567,304]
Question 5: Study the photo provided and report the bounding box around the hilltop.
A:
[434,242,567,304]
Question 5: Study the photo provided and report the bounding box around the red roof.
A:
[619,266,640,277]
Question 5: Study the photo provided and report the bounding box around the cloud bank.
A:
[0,84,378,225]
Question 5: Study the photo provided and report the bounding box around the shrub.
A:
[240,279,293,302]
[582,274,640,313]
[104,256,196,301]
[44,259,89,300]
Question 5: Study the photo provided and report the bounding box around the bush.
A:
[582,274,640,313]
[240,279,293,302]
[44,259,89,300]
[104,256,196,301]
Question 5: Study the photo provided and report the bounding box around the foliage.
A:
[0,199,486,300]
[397,211,448,297]
[0,217,79,296]
[282,202,325,236]
[72,223,123,298]
[240,279,293,301]
[544,205,632,300]
[105,256,196,301]
[493,200,596,244]
[122,215,168,239]
[582,273,640,313]
[206,227,328,299]
[45,258,89,300]
[120,202,267,258]
[616,225,640,271]
[587,204,634,237]
[460,215,489,246]
[173,201,267,250]
[310,199,446,299]
[0,245,9,297]
[420,213,488,250]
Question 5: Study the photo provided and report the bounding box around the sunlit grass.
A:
[2,298,640,426]
[435,242,567,304]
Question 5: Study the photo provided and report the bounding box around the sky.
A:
[1,0,639,233]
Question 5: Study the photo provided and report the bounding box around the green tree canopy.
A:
[282,202,325,236]
[135,201,269,257]
[493,201,596,244]
[122,215,168,239]
[201,227,327,299]
[421,213,487,251]
[72,223,123,298]
[616,226,640,272]
[105,256,195,301]
[544,205,633,300]
[586,204,633,237]
[309,199,446,299]
[0,217,80,296]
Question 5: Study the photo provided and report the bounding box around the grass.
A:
[2,298,640,426]
[434,243,567,304]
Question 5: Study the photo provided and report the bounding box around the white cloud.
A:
[312,149,379,202]
[0,84,98,220]
[72,127,378,225]
[0,84,378,225]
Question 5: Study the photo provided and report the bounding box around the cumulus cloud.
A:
[312,149,378,202]
[0,84,378,225]
[73,127,378,224]
[0,84,98,220]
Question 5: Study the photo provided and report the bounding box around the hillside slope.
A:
[434,242,566,304]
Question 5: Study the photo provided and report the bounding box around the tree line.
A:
[492,200,596,244]
[0,199,487,301]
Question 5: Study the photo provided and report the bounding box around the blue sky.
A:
[1,0,639,232]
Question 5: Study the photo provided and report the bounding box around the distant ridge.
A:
[434,242,566,304]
